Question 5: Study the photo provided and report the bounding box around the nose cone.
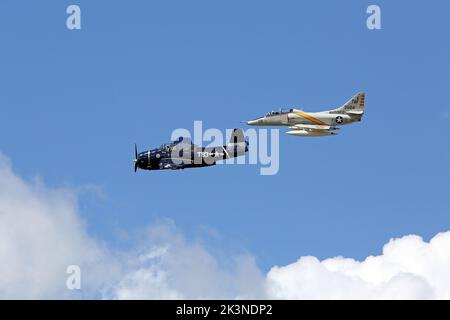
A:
[246,118,263,126]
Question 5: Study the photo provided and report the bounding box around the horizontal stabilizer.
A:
[346,110,364,115]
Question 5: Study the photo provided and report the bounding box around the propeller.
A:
[134,144,138,172]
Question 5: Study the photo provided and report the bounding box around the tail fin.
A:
[226,128,248,158]
[334,92,365,115]
[228,128,245,144]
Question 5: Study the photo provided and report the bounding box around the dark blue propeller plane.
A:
[134,129,248,171]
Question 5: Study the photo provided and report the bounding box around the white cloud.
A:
[0,153,263,299]
[1,152,450,299]
[0,154,118,299]
[264,231,450,299]
[108,221,264,299]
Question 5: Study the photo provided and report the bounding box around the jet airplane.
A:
[134,129,248,171]
[246,92,365,137]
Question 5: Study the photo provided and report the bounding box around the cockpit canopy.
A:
[159,143,170,151]
[265,108,302,117]
[159,137,192,151]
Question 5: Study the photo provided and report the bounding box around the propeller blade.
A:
[134,144,138,172]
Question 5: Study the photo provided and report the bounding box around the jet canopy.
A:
[266,108,302,116]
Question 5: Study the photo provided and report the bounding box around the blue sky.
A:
[1,0,449,274]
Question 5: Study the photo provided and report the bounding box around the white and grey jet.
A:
[246,92,365,137]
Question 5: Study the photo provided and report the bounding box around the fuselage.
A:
[247,109,359,127]
[246,92,365,137]
[135,141,248,171]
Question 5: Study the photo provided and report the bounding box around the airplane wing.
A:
[158,158,185,170]
[287,124,338,137]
